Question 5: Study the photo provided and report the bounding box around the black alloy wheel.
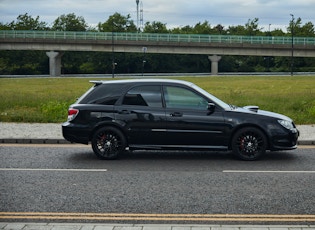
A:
[91,127,126,160]
[232,127,267,161]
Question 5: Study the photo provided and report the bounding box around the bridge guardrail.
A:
[0,30,315,46]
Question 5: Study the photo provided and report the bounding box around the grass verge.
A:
[0,76,314,124]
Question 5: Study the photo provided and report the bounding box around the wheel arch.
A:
[89,122,129,146]
[228,124,270,150]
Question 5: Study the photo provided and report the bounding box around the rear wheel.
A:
[232,127,267,161]
[91,127,126,160]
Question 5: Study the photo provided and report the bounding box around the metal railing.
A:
[1,30,315,46]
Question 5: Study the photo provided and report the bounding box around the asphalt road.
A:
[0,144,315,224]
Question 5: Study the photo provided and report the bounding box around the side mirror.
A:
[207,102,215,114]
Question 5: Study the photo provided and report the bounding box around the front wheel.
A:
[231,127,267,161]
[91,127,126,160]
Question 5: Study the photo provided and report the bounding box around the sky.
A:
[1,0,314,32]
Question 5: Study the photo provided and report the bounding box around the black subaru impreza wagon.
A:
[62,79,299,160]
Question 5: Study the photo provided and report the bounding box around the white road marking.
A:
[0,168,107,172]
[3,169,314,173]
[223,170,315,173]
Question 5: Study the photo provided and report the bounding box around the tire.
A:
[231,127,267,161]
[91,127,126,160]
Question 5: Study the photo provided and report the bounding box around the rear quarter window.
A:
[78,83,126,105]
[122,85,162,107]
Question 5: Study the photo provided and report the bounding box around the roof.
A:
[89,78,195,87]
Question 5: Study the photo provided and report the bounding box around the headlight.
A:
[278,120,294,130]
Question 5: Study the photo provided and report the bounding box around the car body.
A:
[62,79,299,160]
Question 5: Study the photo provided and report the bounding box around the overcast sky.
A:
[1,0,314,32]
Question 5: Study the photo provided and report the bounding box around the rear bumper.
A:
[62,122,90,144]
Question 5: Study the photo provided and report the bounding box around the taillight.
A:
[67,108,79,121]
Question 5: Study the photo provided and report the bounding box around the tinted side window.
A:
[79,84,124,105]
[122,85,162,107]
[164,86,208,110]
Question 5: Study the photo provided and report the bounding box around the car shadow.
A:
[68,149,298,163]
[264,151,298,161]
[124,150,234,159]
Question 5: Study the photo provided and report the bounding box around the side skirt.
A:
[128,144,228,151]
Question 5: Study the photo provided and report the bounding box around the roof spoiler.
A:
[89,80,103,86]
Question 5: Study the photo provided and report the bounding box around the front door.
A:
[163,85,227,148]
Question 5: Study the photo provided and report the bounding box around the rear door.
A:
[115,84,167,145]
[163,85,227,148]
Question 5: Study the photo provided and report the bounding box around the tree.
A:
[270,29,285,36]
[214,24,225,35]
[287,17,315,37]
[227,25,246,35]
[170,21,214,34]
[98,13,137,32]
[0,50,47,74]
[227,18,263,36]
[0,22,11,30]
[300,22,315,37]
[143,21,168,33]
[52,13,88,31]
[7,13,47,30]
[0,14,48,75]
[170,25,194,34]
[245,18,263,36]
[193,21,213,34]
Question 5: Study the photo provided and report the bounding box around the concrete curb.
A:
[298,140,315,145]
[1,223,315,230]
[0,138,70,144]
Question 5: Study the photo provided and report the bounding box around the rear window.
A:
[78,83,126,105]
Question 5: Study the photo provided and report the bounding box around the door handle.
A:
[119,110,131,114]
[170,112,182,117]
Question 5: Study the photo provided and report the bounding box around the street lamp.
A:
[111,31,116,78]
[142,47,147,76]
[142,60,146,76]
[267,24,271,72]
[112,61,117,78]
[290,14,294,76]
[136,0,139,31]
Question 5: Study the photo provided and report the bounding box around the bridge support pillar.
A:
[46,51,63,76]
[208,55,221,75]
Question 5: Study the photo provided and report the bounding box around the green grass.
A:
[0,76,314,124]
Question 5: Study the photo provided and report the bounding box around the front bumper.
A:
[270,128,299,151]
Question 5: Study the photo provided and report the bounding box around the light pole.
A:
[111,32,116,78]
[290,14,294,76]
[142,47,147,76]
[136,0,139,31]
[267,24,271,71]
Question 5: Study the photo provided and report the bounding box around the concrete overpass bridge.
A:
[1,30,315,76]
